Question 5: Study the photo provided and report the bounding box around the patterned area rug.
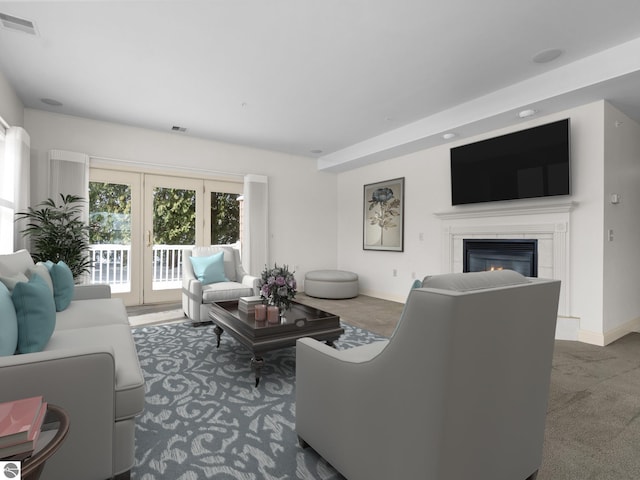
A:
[131,321,384,479]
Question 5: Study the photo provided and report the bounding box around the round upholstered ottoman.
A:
[304,270,359,299]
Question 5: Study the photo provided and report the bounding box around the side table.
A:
[19,404,70,480]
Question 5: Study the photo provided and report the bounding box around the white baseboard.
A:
[578,316,640,346]
[359,289,406,304]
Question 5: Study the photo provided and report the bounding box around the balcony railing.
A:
[90,244,190,292]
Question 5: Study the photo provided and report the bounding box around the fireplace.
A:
[463,239,538,277]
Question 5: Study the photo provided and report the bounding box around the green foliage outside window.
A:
[89,182,131,244]
[211,193,240,244]
[153,187,197,245]
[89,182,240,246]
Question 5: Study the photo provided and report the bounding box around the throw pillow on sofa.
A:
[12,273,56,354]
[28,262,54,293]
[189,251,228,285]
[0,282,18,356]
[45,260,75,311]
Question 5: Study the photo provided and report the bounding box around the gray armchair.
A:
[182,245,260,323]
[296,270,560,480]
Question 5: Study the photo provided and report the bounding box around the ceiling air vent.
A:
[171,126,187,132]
[0,12,37,35]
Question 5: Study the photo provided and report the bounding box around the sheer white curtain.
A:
[0,126,30,252]
[242,174,268,276]
[0,126,9,253]
[48,149,90,223]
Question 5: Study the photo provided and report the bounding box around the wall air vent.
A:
[0,12,37,35]
[171,126,187,132]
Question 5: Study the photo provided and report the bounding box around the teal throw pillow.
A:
[46,261,74,311]
[189,252,228,285]
[12,274,56,354]
[0,282,18,356]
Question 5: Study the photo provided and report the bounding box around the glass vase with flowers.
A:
[258,263,297,315]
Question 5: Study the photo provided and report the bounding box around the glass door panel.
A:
[204,179,243,249]
[143,175,203,304]
[88,169,142,305]
[210,192,241,244]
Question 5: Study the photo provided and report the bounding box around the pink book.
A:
[0,402,47,459]
[0,396,44,448]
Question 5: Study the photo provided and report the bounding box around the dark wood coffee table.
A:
[208,300,344,386]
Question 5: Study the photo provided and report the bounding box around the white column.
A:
[242,174,268,276]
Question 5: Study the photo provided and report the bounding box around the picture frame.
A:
[363,177,404,251]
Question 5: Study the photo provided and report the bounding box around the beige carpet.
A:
[294,292,403,337]
[127,303,184,327]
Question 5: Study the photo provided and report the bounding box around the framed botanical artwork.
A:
[363,177,404,251]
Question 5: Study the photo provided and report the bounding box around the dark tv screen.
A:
[450,119,570,205]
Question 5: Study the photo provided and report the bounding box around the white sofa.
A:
[182,245,260,323]
[0,250,145,480]
[296,270,561,480]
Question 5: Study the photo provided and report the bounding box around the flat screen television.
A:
[450,118,570,205]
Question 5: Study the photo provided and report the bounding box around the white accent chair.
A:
[182,245,260,323]
[296,270,560,480]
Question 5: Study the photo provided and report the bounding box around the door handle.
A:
[146,230,152,247]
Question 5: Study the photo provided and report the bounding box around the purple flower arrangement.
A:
[259,263,297,310]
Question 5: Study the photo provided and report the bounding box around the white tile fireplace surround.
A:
[435,200,576,340]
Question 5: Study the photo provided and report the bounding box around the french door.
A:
[89,169,242,306]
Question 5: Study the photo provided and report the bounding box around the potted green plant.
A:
[16,194,93,280]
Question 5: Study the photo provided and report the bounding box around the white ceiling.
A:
[1,0,640,172]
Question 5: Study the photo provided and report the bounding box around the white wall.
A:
[337,142,449,298]
[23,109,338,282]
[337,101,638,344]
[602,103,640,341]
[0,71,23,127]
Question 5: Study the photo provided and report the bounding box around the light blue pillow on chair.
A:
[0,282,18,356]
[45,260,75,311]
[189,251,228,285]
[12,274,56,354]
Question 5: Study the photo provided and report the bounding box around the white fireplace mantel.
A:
[434,199,574,319]
[434,199,577,220]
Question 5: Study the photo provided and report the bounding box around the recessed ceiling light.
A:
[442,132,456,140]
[518,109,537,118]
[40,98,63,106]
[532,48,563,64]
[171,126,187,132]
[310,149,323,155]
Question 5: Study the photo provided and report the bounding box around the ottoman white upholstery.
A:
[304,270,359,299]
